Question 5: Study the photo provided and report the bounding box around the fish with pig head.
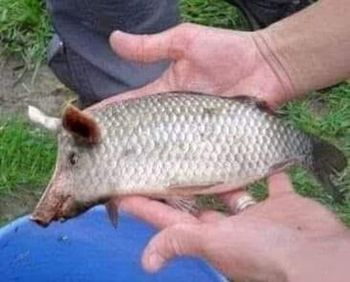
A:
[28,92,347,227]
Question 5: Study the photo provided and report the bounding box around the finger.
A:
[197,210,226,223]
[267,172,294,198]
[142,224,206,272]
[218,189,256,214]
[118,196,198,229]
[109,23,196,63]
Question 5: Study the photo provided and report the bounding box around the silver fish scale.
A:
[59,93,312,202]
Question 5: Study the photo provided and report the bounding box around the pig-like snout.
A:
[30,183,68,226]
[31,184,92,227]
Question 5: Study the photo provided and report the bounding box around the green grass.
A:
[0,0,349,226]
[0,0,51,67]
[285,85,350,225]
[180,0,248,29]
[0,118,56,195]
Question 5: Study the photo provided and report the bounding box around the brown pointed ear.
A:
[62,105,101,145]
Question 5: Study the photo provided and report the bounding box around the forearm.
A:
[253,0,350,99]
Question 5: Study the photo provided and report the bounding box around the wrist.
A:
[252,0,350,100]
[251,29,297,105]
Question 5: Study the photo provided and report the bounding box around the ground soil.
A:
[0,56,73,116]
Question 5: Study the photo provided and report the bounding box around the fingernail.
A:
[109,30,124,42]
[111,30,132,38]
[146,252,165,272]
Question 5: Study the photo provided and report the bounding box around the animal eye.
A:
[68,152,78,166]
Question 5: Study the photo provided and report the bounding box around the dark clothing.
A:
[47,0,179,107]
[225,0,312,30]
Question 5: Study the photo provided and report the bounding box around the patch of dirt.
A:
[0,54,75,224]
[0,55,75,117]
[0,188,43,224]
[307,94,330,118]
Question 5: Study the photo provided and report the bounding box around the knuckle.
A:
[135,35,151,62]
[171,224,205,255]
[168,23,200,59]
[168,32,189,59]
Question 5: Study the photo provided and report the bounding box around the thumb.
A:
[142,223,207,272]
[109,23,195,63]
[267,172,294,198]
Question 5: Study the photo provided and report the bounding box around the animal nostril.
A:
[68,152,78,165]
[30,216,50,228]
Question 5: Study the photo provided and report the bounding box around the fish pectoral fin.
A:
[167,182,223,195]
[105,199,119,228]
[165,196,200,214]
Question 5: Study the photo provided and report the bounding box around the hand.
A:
[119,173,350,282]
[97,23,294,110]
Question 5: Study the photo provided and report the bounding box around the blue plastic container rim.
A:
[0,205,228,282]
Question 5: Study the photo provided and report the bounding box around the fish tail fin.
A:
[310,137,347,202]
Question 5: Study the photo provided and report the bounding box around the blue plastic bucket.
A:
[0,206,227,281]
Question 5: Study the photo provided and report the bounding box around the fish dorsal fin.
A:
[233,95,278,116]
[62,105,101,145]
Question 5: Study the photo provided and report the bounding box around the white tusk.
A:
[28,105,61,132]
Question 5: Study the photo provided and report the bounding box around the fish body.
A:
[64,93,311,198]
[28,92,347,226]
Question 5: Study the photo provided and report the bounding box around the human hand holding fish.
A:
[106,22,289,109]
[118,173,350,282]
